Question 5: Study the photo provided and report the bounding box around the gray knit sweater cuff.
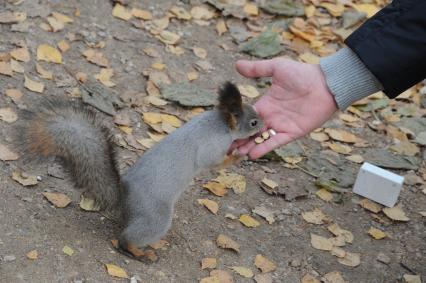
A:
[320,47,383,110]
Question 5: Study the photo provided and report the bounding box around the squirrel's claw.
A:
[113,240,158,263]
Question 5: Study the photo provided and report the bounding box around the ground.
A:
[0,0,425,282]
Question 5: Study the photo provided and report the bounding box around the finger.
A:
[236,139,257,156]
[248,133,294,159]
[235,59,275,78]
[227,139,250,154]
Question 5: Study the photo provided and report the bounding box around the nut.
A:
[261,131,270,140]
[254,137,264,144]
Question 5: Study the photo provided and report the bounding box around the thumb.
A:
[235,59,275,78]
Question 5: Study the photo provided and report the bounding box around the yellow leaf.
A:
[353,4,379,18]
[238,84,260,98]
[94,68,116,87]
[37,44,62,64]
[239,214,260,228]
[57,40,70,52]
[243,3,258,16]
[190,6,215,20]
[230,266,253,278]
[26,250,38,260]
[315,189,333,202]
[24,76,44,93]
[302,208,329,225]
[137,138,155,149]
[368,227,386,240]
[337,252,361,267]
[151,62,166,70]
[305,5,316,18]
[157,30,181,45]
[301,274,320,283]
[62,245,74,256]
[79,195,101,211]
[210,270,234,283]
[216,234,240,252]
[10,59,24,73]
[339,113,360,123]
[131,8,152,20]
[383,206,410,221]
[328,235,346,247]
[12,171,38,186]
[299,52,320,64]
[322,271,346,283]
[203,181,228,197]
[36,63,53,80]
[187,71,199,81]
[0,62,13,76]
[403,274,422,283]
[51,12,73,23]
[327,224,353,244]
[330,247,346,258]
[324,128,360,143]
[320,3,345,17]
[82,49,108,67]
[10,47,30,62]
[0,11,27,23]
[5,88,23,102]
[261,178,278,189]
[143,112,163,124]
[146,96,168,106]
[169,6,191,20]
[214,170,246,194]
[200,276,220,283]
[197,198,219,215]
[216,19,227,35]
[345,154,364,164]
[328,143,352,154]
[160,114,182,127]
[193,47,207,59]
[254,254,276,273]
[105,263,129,278]
[201,257,217,269]
[47,16,64,32]
[359,198,382,213]
[112,4,132,21]
[310,234,333,251]
[42,192,71,208]
[390,141,419,156]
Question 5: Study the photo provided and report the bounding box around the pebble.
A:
[3,255,16,262]
[376,252,391,264]
[290,259,301,267]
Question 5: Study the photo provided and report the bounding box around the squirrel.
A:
[17,82,264,260]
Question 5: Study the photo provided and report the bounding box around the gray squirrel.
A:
[18,82,263,259]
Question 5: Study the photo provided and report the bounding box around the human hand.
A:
[232,58,338,159]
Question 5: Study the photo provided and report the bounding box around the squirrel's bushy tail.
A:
[17,99,121,210]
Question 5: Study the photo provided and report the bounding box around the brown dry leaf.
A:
[151,62,166,70]
[187,71,199,81]
[299,52,320,64]
[146,95,168,106]
[42,192,71,208]
[12,171,38,186]
[210,270,234,283]
[143,47,160,58]
[131,8,152,20]
[321,3,345,17]
[216,234,240,252]
[5,88,23,103]
[137,138,155,149]
[353,4,379,18]
[214,170,246,194]
[238,84,260,98]
[0,62,13,76]
[94,68,116,87]
[170,6,191,20]
[203,182,228,197]
[52,12,73,24]
[0,108,18,123]
[330,247,346,258]
[329,235,346,247]
[201,257,217,269]
[37,44,62,64]
[0,11,27,23]
[305,5,316,18]
[390,141,419,156]
[230,266,253,278]
[157,30,180,45]
[57,40,70,53]
[118,126,132,135]
[244,3,259,16]
[75,72,87,83]
[315,189,333,202]
[310,234,333,251]
[148,70,171,87]
[239,214,260,228]
[198,198,219,215]
[11,59,24,73]
[339,113,360,123]
[324,128,360,143]
[200,276,220,283]
[112,4,132,21]
[82,49,108,67]
[216,19,227,35]
[345,154,364,163]
[36,63,53,80]
[383,206,410,221]
[368,227,386,240]
[47,16,64,32]
[79,195,101,211]
[193,47,207,59]
[302,208,329,225]
[261,178,278,189]
[327,224,353,244]
[26,250,38,260]
[254,254,276,273]
[359,198,382,213]
[328,143,352,154]
[254,273,272,283]
[24,76,44,93]
[105,263,129,279]
[322,271,347,283]
[403,274,422,283]
[143,112,162,124]
[160,114,182,127]
[252,206,275,224]
[301,274,320,283]
[337,252,361,267]
[10,47,30,62]
[0,144,19,161]
[191,6,215,20]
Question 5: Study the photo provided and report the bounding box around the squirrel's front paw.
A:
[112,240,158,263]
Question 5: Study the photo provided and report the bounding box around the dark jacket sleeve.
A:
[345,0,426,98]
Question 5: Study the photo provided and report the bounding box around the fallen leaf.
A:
[327,224,353,244]
[193,47,207,59]
[239,29,281,58]
[151,62,166,70]
[0,108,18,123]
[82,49,108,67]
[62,245,74,256]
[210,270,234,283]
[146,95,168,106]
[239,214,260,228]
[345,154,364,163]
[169,6,191,20]
[79,195,101,211]
[36,63,53,80]
[244,3,259,16]
[216,19,227,35]
[260,0,304,16]
[0,11,27,23]
[299,52,320,64]
[328,236,346,247]
[403,274,422,283]
[105,263,128,278]
[143,112,162,124]
[255,254,276,273]
[324,128,360,143]
[47,16,64,32]
[315,189,333,202]
[252,206,275,224]
[216,234,239,252]
[51,12,73,24]
[112,4,132,21]
[301,274,320,283]
[254,273,272,283]
[26,250,38,260]
[157,30,180,45]
[24,76,44,93]
[302,208,329,225]
[94,68,116,87]
[237,84,260,98]
[201,257,217,269]
[0,62,13,76]
[383,206,410,221]
[198,199,219,215]
[191,5,215,20]
[200,276,220,283]
[10,59,24,74]
[161,82,216,107]
[230,266,253,278]
[337,252,361,267]
[310,234,333,251]
[37,44,62,64]
[203,182,228,197]
[330,247,346,258]
[328,143,352,154]
[0,144,19,161]
[187,71,199,81]
[390,141,419,156]
[321,3,344,17]
[12,171,38,186]
[10,47,30,62]
[368,227,386,240]
[137,138,155,149]
[131,8,152,20]
[359,198,382,213]
[261,178,278,189]
[353,4,379,18]
[5,88,23,103]
[214,170,246,194]
[322,271,346,283]
[160,114,182,127]
[42,192,71,208]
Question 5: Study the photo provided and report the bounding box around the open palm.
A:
[233,58,338,159]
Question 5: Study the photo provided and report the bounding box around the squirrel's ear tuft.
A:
[218,82,243,129]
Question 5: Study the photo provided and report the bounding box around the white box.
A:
[353,162,404,207]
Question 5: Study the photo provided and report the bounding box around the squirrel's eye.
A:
[250,119,258,127]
